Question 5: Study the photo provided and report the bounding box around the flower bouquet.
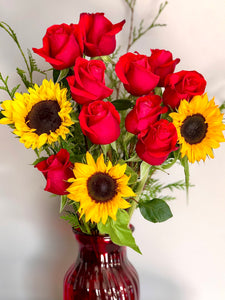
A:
[0,0,225,297]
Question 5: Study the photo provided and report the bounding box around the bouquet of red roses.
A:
[0,1,224,253]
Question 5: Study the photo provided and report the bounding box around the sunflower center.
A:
[181,113,208,145]
[25,100,61,135]
[87,172,117,203]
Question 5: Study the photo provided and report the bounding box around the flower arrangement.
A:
[0,0,225,254]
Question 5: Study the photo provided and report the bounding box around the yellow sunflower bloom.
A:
[170,93,225,163]
[0,79,73,149]
[67,152,135,224]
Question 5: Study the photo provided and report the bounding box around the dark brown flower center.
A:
[87,172,117,203]
[25,100,61,135]
[181,113,208,145]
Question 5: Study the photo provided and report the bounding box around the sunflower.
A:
[170,93,225,163]
[67,152,135,224]
[0,79,73,149]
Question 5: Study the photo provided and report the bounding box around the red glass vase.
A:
[63,229,140,300]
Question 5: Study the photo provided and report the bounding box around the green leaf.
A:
[97,209,142,254]
[53,68,69,83]
[140,161,150,180]
[126,153,141,162]
[61,212,80,228]
[16,67,32,88]
[219,102,225,113]
[32,156,48,165]
[110,141,117,152]
[180,155,190,201]
[0,86,7,91]
[101,144,111,157]
[11,84,20,98]
[111,99,133,111]
[139,198,173,223]
[27,49,46,76]
[60,195,68,213]
[154,87,163,97]
[125,164,138,185]
[0,110,4,119]
[53,69,60,83]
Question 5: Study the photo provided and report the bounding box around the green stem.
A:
[128,1,168,50]
[128,164,151,219]
[126,0,136,52]
[0,22,32,84]
[0,73,14,99]
[81,218,92,235]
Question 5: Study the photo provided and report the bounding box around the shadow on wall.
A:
[23,229,79,300]
[139,270,188,300]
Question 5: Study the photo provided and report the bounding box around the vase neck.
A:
[74,231,127,263]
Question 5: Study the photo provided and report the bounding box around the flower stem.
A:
[0,22,32,85]
[128,164,151,220]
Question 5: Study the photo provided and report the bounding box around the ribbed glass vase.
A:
[63,229,140,300]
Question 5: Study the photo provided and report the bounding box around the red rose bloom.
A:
[136,119,178,165]
[162,70,207,109]
[67,57,113,105]
[115,52,160,96]
[79,13,125,57]
[79,101,120,144]
[35,149,74,195]
[33,23,83,70]
[149,49,180,86]
[125,94,167,135]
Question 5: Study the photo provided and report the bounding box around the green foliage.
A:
[98,209,141,254]
[180,155,190,200]
[27,49,46,77]
[0,21,47,89]
[125,0,168,51]
[220,102,225,113]
[126,164,138,185]
[0,72,20,99]
[0,3,194,251]
[61,212,80,228]
[59,122,88,163]
[111,99,134,110]
[60,195,68,213]
[139,198,173,223]
[0,110,4,119]
[140,177,186,203]
[16,67,32,88]
[53,68,70,83]
[32,156,48,165]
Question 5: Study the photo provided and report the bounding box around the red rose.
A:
[125,94,167,135]
[35,149,74,195]
[149,49,180,86]
[67,57,113,105]
[162,70,207,109]
[33,23,83,70]
[136,119,178,165]
[115,52,160,96]
[79,13,125,57]
[79,101,120,144]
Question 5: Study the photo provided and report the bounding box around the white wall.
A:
[0,0,225,299]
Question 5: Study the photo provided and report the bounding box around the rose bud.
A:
[136,119,178,165]
[33,23,83,70]
[125,94,167,135]
[148,49,180,86]
[79,100,120,144]
[35,149,74,195]
[79,12,125,57]
[162,70,207,109]
[67,57,113,105]
[115,52,160,96]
